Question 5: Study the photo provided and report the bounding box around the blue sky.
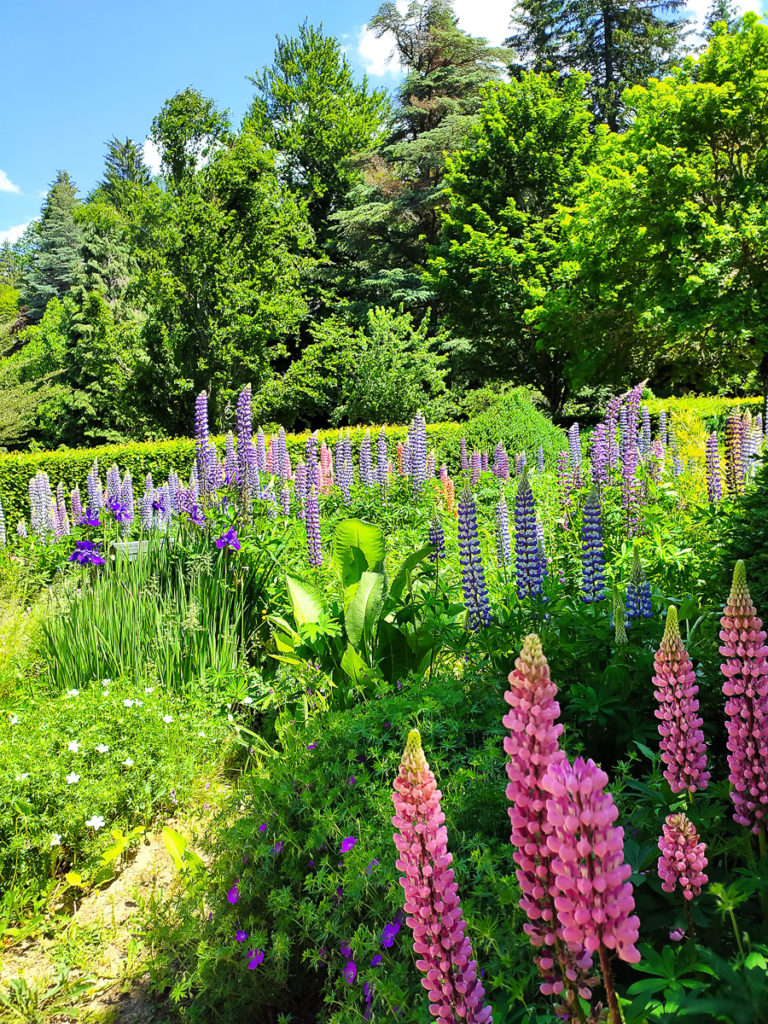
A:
[1,0,764,242]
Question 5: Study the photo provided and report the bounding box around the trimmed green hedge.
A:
[0,391,565,528]
[646,395,763,418]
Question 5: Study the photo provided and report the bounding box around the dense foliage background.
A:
[0,0,763,449]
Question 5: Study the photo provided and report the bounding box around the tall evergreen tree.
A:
[246,22,390,242]
[334,0,506,310]
[703,0,741,38]
[20,171,83,322]
[96,137,152,210]
[507,0,689,129]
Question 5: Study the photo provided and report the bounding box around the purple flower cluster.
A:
[335,434,353,504]
[428,514,445,561]
[305,486,322,567]
[195,391,210,496]
[706,432,722,504]
[495,494,511,567]
[515,472,545,600]
[457,487,492,630]
[407,412,427,493]
[359,431,374,486]
[493,443,510,480]
[375,429,388,493]
[589,423,609,486]
[626,546,652,620]
[69,540,105,566]
[581,488,605,603]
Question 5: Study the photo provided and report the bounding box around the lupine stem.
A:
[598,944,621,1024]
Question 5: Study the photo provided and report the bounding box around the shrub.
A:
[464,387,566,464]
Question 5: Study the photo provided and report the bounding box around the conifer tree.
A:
[96,137,152,210]
[20,171,83,322]
[334,0,505,309]
[507,0,689,129]
[703,0,741,37]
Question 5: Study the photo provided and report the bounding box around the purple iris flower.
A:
[380,919,401,948]
[188,504,206,526]
[340,836,356,853]
[370,953,382,966]
[343,960,357,983]
[82,513,101,527]
[216,526,240,551]
[106,499,130,523]
[68,541,105,566]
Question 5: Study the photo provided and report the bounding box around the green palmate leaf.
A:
[344,571,385,649]
[285,575,325,627]
[332,519,385,599]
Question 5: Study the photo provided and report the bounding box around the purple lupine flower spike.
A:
[496,493,512,567]
[428,514,445,562]
[626,544,652,620]
[195,391,209,496]
[493,442,510,480]
[537,444,544,473]
[725,410,745,495]
[568,422,582,472]
[305,433,319,493]
[71,486,83,527]
[658,409,668,447]
[376,429,388,494]
[457,486,492,630]
[581,487,606,603]
[590,423,608,486]
[106,464,121,502]
[359,431,374,486]
[224,432,238,485]
[470,451,481,485]
[706,433,723,504]
[335,436,351,505]
[460,437,469,473]
[280,487,290,517]
[409,412,427,494]
[640,405,652,456]
[121,472,134,529]
[515,470,545,600]
[0,492,5,547]
[236,385,253,486]
[305,485,322,567]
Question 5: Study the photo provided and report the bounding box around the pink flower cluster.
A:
[657,813,708,900]
[719,561,768,832]
[502,636,593,1002]
[392,730,492,1023]
[652,605,710,794]
[319,441,334,494]
[543,757,641,965]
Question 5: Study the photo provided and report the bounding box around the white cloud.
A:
[142,138,162,176]
[684,0,762,23]
[0,170,21,194]
[0,222,30,244]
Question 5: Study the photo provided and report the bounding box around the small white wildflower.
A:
[67,689,79,698]
[68,740,80,753]
[241,696,254,705]
[95,743,109,754]
[85,815,105,830]
[66,772,80,785]
[9,714,19,725]
[16,772,29,781]
[135,699,143,707]
[144,687,154,694]
[198,731,205,737]
[162,714,173,724]
[123,699,135,708]
[103,690,109,695]
[50,833,62,847]
[123,758,134,767]
[101,678,111,686]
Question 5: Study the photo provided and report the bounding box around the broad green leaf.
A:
[387,546,432,604]
[332,519,385,596]
[340,643,375,686]
[345,571,385,649]
[162,826,188,871]
[285,575,325,627]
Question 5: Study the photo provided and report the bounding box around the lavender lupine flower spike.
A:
[537,445,544,474]
[496,493,512,567]
[590,423,609,486]
[409,412,427,494]
[581,487,606,603]
[658,409,668,447]
[515,470,545,600]
[294,462,307,520]
[567,423,582,472]
[70,486,83,527]
[335,436,351,505]
[376,429,388,494]
[236,385,254,484]
[640,405,652,456]
[359,431,374,486]
[305,485,322,567]
[457,486,492,630]
[428,514,445,562]
[493,443,510,480]
[0,492,5,547]
[195,391,209,495]
[706,433,723,504]
[725,410,745,495]
[460,437,469,473]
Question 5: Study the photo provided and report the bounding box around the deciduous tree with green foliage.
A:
[545,14,768,401]
[428,72,599,412]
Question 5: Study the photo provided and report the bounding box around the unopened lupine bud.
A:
[653,606,709,794]
[393,730,493,1024]
[725,411,744,495]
